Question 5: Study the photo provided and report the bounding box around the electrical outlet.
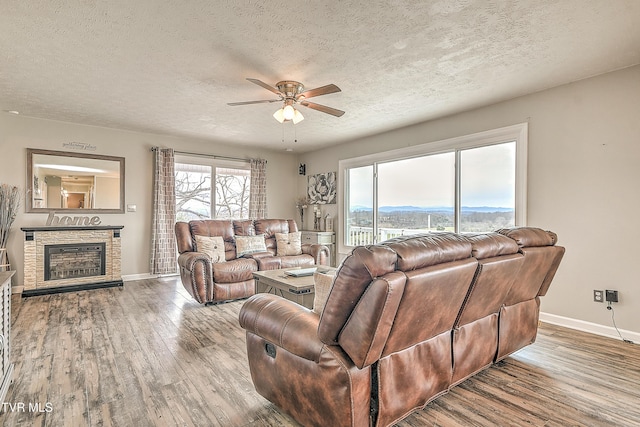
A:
[605,290,619,303]
[593,290,604,302]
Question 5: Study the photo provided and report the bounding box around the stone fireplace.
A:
[21,226,123,296]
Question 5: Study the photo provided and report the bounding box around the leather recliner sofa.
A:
[239,227,564,426]
[175,218,330,305]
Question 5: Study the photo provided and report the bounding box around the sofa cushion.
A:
[280,254,315,269]
[255,219,297,254]
[212,258,257,283]
[464,232,519,259]
[318,245,397,345]
[188,219,237,260]
[313,270,336,315]
[275,232,303,256]
[236,235,267,257]
[190,219,235,239]
[194,235,226,263]
[496,227,558,247]
[254,219,291,236]
[383,232,472,271]
[233,219,256,236]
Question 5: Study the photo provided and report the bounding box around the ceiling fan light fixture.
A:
[273,104,304,124]
[233,78,344,124]
[273,108,285,123]
[282,104,295,120]
[292,109,304,124]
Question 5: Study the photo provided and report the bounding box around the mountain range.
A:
[351,205,513,213]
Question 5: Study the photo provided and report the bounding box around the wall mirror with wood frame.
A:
[26,148,125,213]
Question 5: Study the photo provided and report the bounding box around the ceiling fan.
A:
[228,78,345,124]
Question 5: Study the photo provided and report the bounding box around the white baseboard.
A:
[121,273,156,282]
[540,311,639,344]
[11,273,180,292]
[11,273,179,293]
[121,272,179,282]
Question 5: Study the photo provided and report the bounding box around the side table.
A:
[0,271,14,404]
[301,231,336,266]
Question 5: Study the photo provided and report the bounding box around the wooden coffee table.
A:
[253,266,336,309]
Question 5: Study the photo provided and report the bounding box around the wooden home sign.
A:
[45,212,102,227]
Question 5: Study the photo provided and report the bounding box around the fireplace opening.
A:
[44,243,106,281]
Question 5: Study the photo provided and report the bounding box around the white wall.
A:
[299,65,640,336]
[0,115,298,287]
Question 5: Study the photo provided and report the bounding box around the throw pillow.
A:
[275,232,303,256]
[313,270,336,315]
[194,235,226,263]
[235,234,267,257]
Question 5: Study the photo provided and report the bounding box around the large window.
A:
[459,142,516,232]
[175,156,250,221]
[340,124,527,249]
[346,165,374,245]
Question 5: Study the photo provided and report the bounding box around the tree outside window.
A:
[175,161,250,221]
[214,168,250,219]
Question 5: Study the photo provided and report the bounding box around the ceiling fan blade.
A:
[300,101,345,117]
[246,78,282,96]
[298,84,341,99]
[227,99,280,106]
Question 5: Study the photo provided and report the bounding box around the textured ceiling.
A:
[1,1,639,152]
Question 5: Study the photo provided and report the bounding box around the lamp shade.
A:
[292,109,304,124]
[283,105,295,120]
[273,108,285,123]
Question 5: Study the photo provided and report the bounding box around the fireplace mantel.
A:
[21,226,124,297]
[21,225,124,232]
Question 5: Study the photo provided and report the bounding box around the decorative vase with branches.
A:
[295,196,309,230]
[0,184,20,271]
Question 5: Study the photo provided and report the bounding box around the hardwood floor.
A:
[1,276,639,426]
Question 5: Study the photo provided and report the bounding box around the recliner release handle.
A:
[265,342,276,358]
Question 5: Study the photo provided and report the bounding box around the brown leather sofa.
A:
[175,218,330,305]
[239,227,564,426]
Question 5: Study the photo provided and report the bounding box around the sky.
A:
[349,142,515,209]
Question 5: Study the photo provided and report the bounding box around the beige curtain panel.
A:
[249,158,267,219]
[150,147,177,275]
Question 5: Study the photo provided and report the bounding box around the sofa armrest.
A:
[301,243,330,266]
[239,293,324,362]
[177,252,213,304]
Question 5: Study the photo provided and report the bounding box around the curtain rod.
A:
[151,147,263,163]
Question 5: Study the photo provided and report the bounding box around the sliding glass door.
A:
[377,152,455,240]
[341,124,526,249]
[346,166,374,246]
[459,142,516,232]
